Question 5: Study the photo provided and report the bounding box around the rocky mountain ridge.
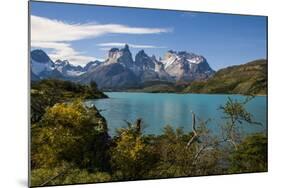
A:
[30,45,215,89]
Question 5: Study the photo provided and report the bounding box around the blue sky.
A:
[30,1,267,70]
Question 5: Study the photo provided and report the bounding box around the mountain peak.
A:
[138,49,146,55]
[161,50,214,80]
[135,49,155,72]
[31,49,51,63]
[109,48,119,53]
[106,44,133,67]
[136,49,146,56]
[31,49,55,76]
[123,44,129,51]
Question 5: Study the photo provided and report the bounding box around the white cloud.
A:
[31,15,171,65]
[31,41,102,66]
[98,42,167,49]
[31,15,171,42]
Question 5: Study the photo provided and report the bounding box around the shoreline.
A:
[100,90,267,97]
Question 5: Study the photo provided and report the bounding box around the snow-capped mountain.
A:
[54,60,85,77]
[30,49,65,80]
[162,50,214,80]
[134,50,172,82]
[83,60,103,72]
[31,50,86,79]
[31,49,55,75]
[31,45,215,89]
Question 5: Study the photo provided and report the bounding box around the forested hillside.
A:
[184,59,267,95]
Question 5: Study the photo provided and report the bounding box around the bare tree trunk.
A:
[185,111,198,150]
[227,139,238,150]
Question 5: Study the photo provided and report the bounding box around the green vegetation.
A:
[31,101,109,169]
[184,59,267,95]
[229,133,267,173]
[31,79,111,186]
[128,84,178,93]
[31,79,107,123]
[126,80,188,93]
[31,79,107,100]
[30,79,267,187]
[110,121,158,180]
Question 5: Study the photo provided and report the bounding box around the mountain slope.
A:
[78,63,139,89]
[83,60,102,72]
[184,59,267,95]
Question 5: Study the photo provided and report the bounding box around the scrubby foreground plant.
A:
[30,80,267,186]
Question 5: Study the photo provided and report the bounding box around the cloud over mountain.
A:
[30,15,171,65]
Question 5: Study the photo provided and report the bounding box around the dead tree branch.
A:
[185,111,198,149]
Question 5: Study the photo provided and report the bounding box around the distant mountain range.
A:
[30,49,100,79]
[30,44,215,89]
[30,45,267,95]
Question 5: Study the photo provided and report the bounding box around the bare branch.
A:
[192,144,210,165]
[227,139,238,150]
[185,111,198,149]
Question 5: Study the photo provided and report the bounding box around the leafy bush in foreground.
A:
[31,100,110,186]
[30,81,267,186]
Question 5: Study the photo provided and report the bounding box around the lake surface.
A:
[86,92,267,136]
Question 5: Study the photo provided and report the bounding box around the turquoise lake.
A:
[86,92,267,136]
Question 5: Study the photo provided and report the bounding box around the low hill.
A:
[183,59,267,95]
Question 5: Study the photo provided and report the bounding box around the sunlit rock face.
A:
[161,50,214,81]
